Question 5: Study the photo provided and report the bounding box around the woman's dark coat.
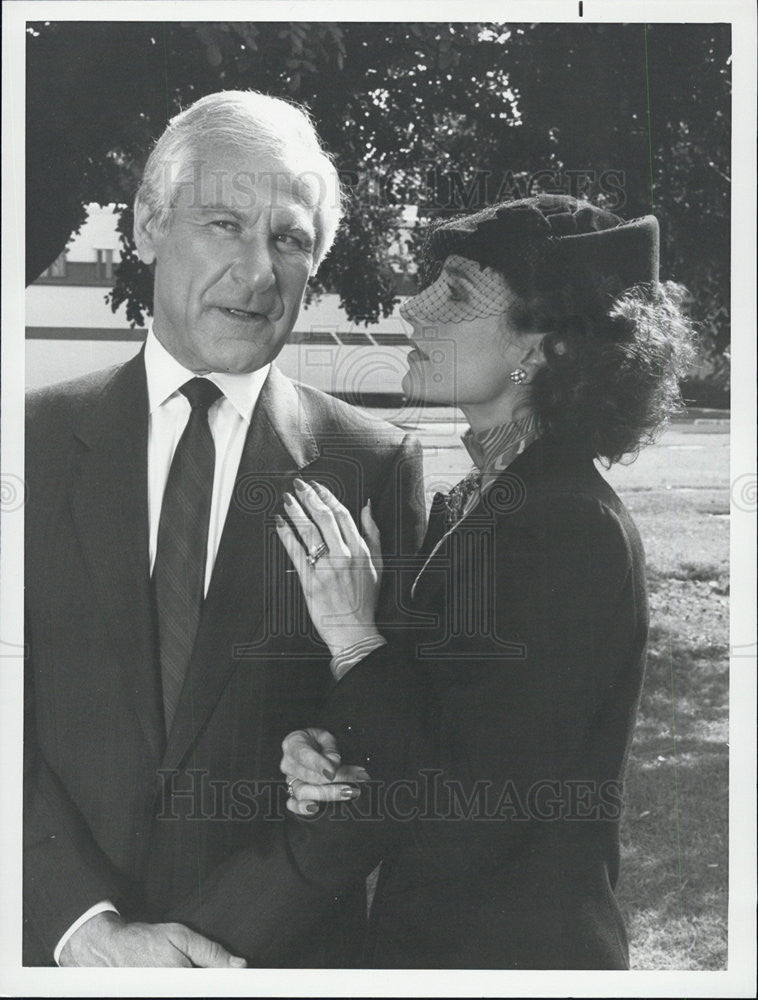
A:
[321,434,649,968]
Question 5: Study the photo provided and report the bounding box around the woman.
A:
[275,194,695,968]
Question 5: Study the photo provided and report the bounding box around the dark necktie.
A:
[154,377,223,734]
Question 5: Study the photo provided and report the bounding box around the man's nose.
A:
[229,236,276,293]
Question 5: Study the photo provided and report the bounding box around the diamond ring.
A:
[306,542,329,567]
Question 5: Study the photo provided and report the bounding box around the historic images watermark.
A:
[343,166,629,212]
[153,160,629,216]
[155,767,624,824]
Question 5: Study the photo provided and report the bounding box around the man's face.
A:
[135,145,318,373]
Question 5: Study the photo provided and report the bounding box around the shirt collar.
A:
[462,412,542,478]
[144,325,269,423]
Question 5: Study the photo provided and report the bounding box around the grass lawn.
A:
[410,419,730,970]
[605,433,729,970]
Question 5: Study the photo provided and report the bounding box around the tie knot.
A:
[180,377,223,412]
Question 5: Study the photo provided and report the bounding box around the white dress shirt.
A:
[54,327,269,963]
[144,327,269,594]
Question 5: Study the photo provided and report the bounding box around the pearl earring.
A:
[509,368,528,385]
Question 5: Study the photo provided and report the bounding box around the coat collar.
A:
[249,364,320,471]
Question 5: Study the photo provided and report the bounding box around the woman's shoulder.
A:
[498,435,633,526]
[531,481,647,593]
[538,486,630,539]
[485,438,643,567]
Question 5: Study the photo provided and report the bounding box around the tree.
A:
[26,21,730,362]
[498,24,731,370]
[27,21,516,326]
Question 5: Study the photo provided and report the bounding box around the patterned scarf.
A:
[444,412,541,529]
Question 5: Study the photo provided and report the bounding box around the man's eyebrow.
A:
[194,204,245,216]
[193,204,316,236]
[274,212,317,237]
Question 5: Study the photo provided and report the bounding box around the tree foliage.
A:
[26,21,730,361]
[500,24,731,369]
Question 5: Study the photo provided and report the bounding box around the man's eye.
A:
[210,219,240,233]
[275,232,313,252]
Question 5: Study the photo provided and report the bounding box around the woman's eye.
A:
[210,219,240,233]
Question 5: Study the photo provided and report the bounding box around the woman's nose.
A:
[400,285,439,323]
[399,295,418,322]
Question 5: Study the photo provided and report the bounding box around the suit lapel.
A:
[410,440,546,605]
[69,351,164,759]
[162,367,320,772]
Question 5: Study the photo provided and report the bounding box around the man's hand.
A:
[58,911,247,967]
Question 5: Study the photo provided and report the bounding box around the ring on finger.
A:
[306,541,329,567]
[286,778,298,798]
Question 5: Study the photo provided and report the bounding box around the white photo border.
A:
[2,1,755,996]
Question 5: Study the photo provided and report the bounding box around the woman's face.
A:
[400,254,531,407]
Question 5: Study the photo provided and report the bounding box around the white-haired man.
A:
[24,90,425,967]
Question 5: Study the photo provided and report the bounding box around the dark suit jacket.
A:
[23,351,425,966]
[223,434,647,968]
[320,434,649,968]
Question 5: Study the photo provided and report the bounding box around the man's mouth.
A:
[219,306,264,320]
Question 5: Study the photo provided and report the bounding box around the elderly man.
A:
[24,90,424,967]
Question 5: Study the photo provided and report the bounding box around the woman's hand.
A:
[281,728,370,816]
[275,479,383,658]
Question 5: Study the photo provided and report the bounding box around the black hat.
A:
[423,194,659,314]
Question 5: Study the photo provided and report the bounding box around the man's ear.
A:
[133,195,160,265]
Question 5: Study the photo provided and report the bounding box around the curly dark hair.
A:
[524,280,698,465]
